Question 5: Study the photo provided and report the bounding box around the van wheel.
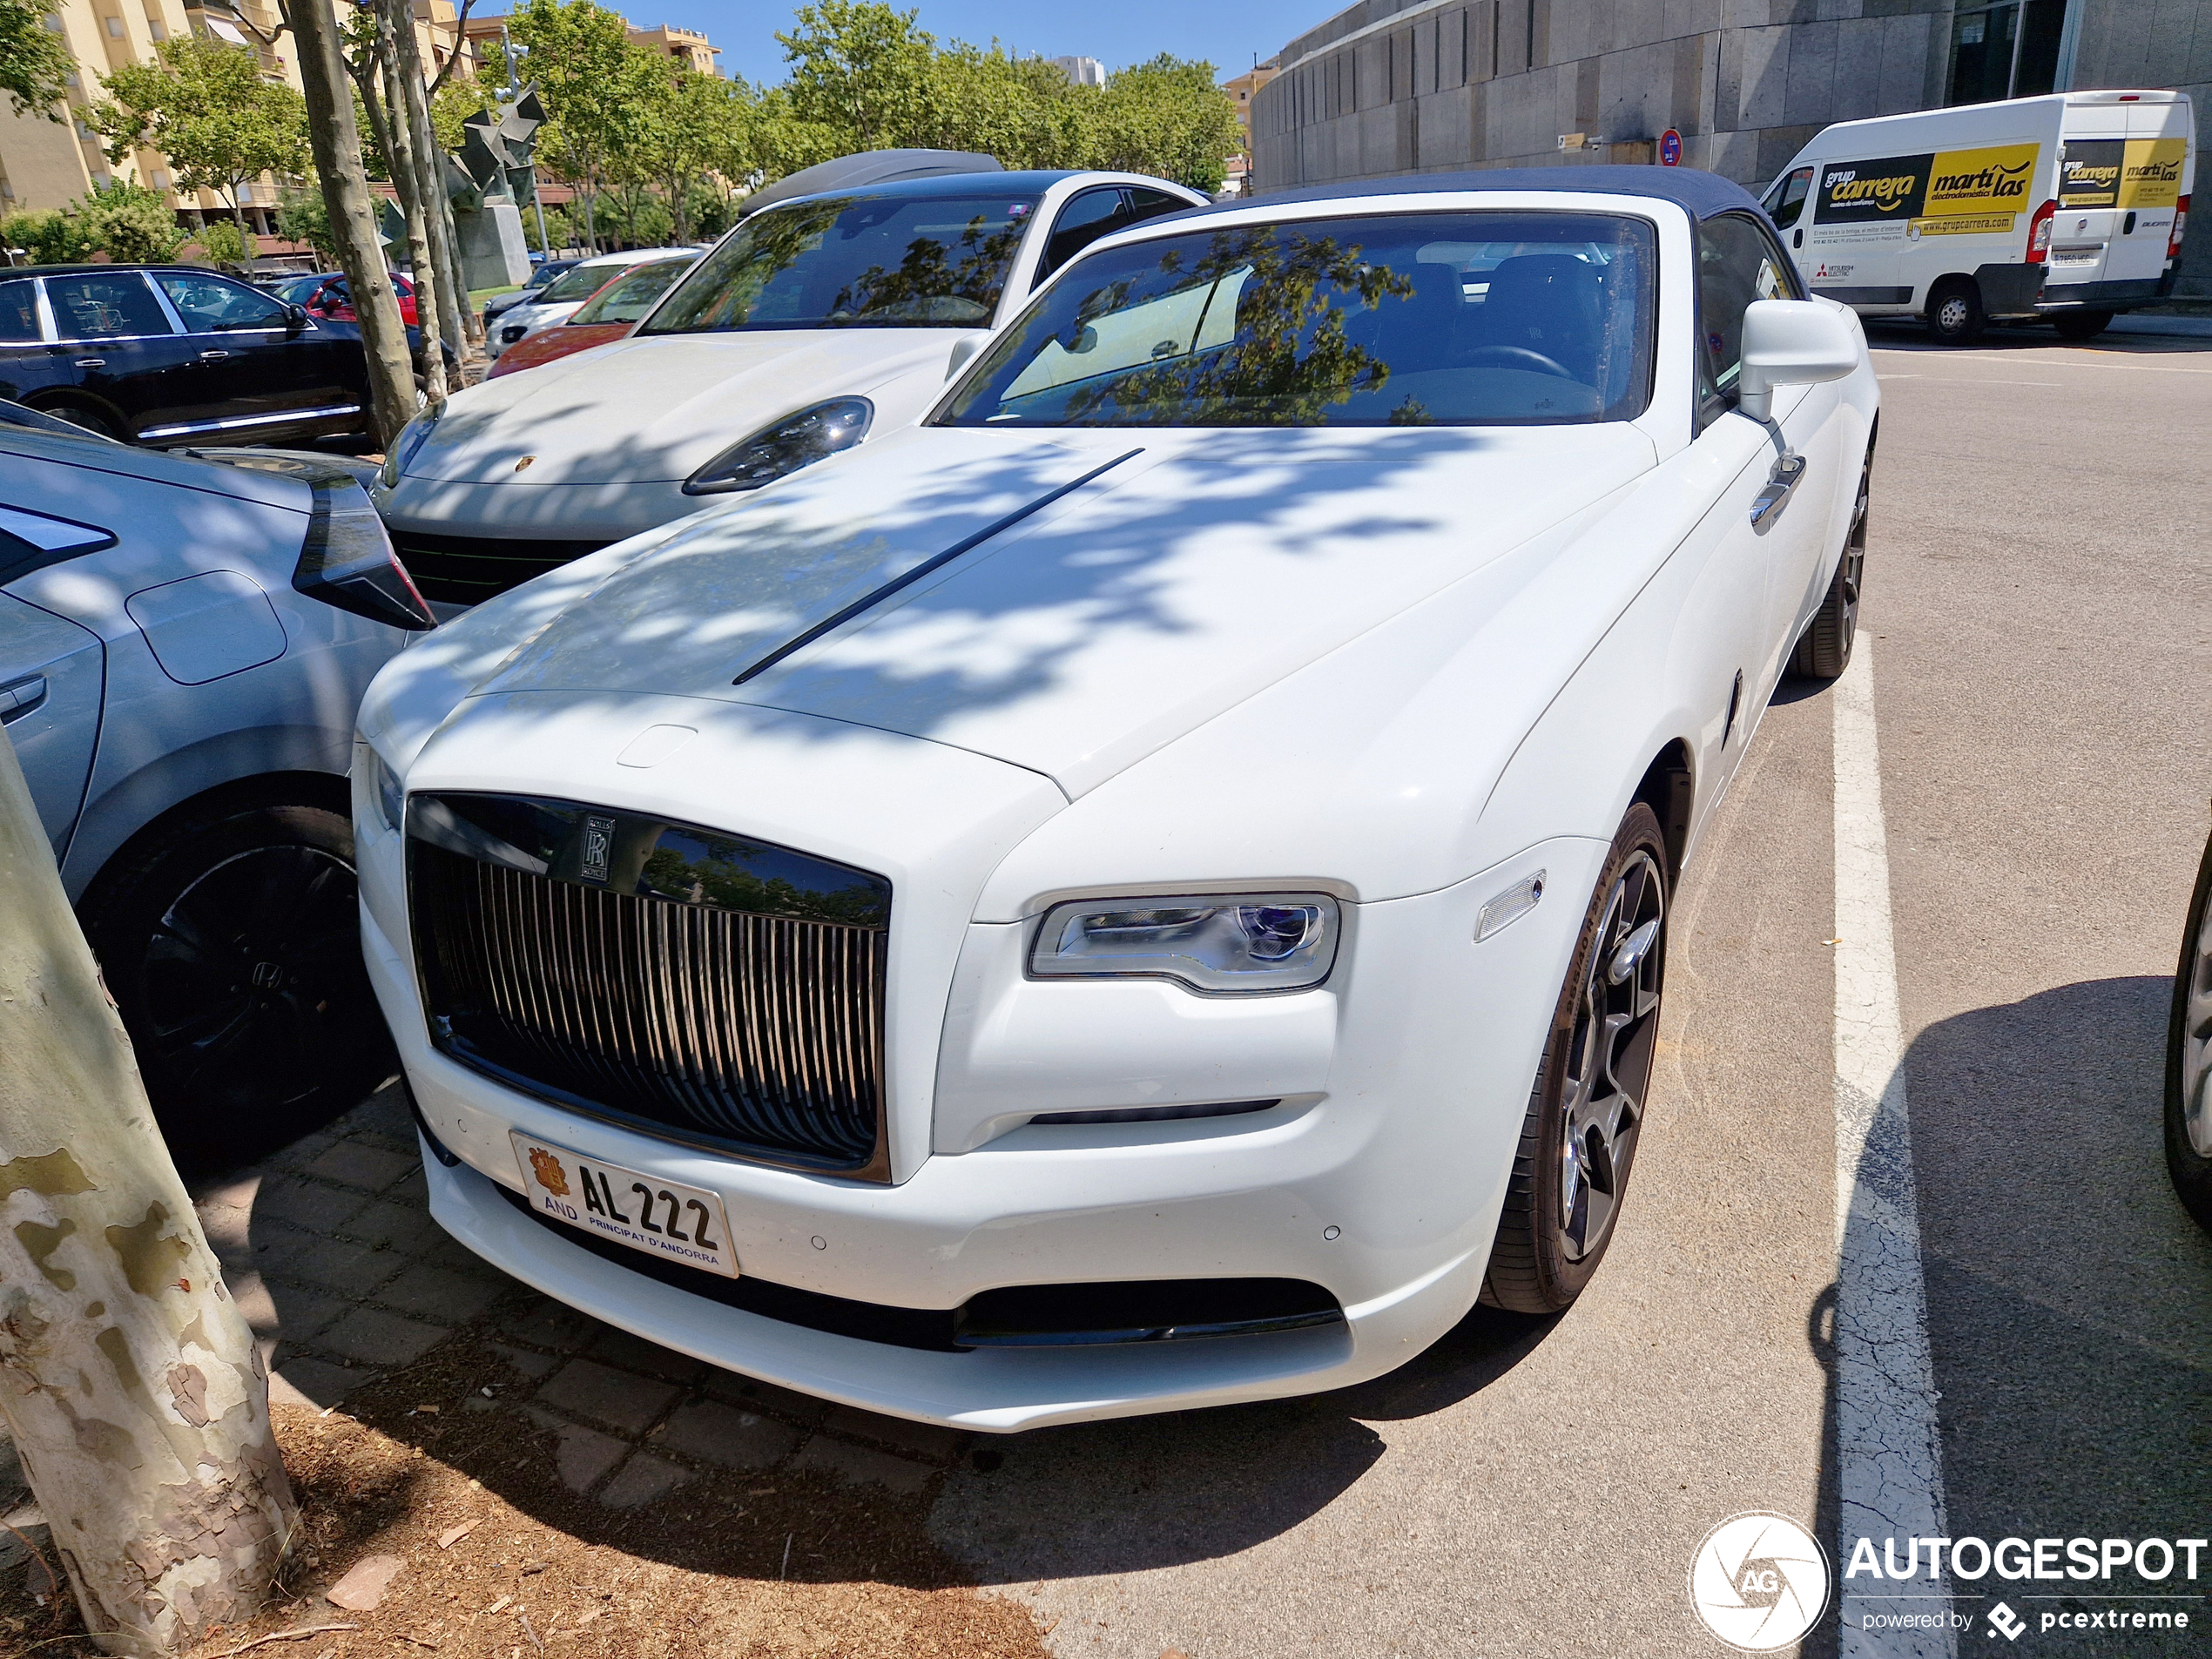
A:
[1925,279,1986,344]
[2054,309,2114,341]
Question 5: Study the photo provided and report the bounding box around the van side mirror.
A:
[945,334,986,381]
[1737,300,1858,422]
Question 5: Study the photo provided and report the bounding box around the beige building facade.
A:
[2,0,470,241]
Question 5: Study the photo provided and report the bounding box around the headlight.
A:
[379,401,442,488]
[1028,893,1340,995]
[358,742,405,837]
[683,397,873,496]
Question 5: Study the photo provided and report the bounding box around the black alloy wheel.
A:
[37,399,128,442]
[1484,803,1669,1313]
[2165,826,2212,1234]
[1791,445,1871,680]
[80,795,394,1167]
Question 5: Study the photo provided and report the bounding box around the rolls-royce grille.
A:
[408,793,891,1177]
[387,529,612,605]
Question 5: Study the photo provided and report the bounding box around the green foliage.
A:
[1,208,96,265]
[429,71,495,152]
[777,1,937,154]
[189,214,248,265]
[1,181,189,264]
[594,185,673,247]
[0,0,71,118]
[1087,55,1244,193]
[79,179,190,262]
[502,1,1243,255]
[275,186,340,262]
[86,37,307,226]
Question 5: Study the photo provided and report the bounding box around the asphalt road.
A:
[922,320,2212,1658]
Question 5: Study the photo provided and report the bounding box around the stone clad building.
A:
[1251,0,2212,294]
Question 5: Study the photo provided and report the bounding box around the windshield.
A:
[541,261,635,304]
[642,191,1039,334]
[570,255,697,325]
[941,211,1657,428]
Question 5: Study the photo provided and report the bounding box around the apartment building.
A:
[1221,58,1279,194]
[0,0,469,239]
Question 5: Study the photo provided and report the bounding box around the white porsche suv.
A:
[368,169,1203,607]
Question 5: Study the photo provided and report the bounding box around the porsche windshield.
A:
[940,211,1657,428]
[642,192,1039,334]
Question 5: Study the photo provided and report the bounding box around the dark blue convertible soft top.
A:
[1183,165,1770,225]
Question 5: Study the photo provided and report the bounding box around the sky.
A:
[631,1,1337,86]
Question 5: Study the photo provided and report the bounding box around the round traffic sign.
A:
[1660,128,1683,166]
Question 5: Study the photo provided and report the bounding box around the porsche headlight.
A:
[1028,893,1340,995]
[379,401,442,488]
[357,741,405,837]
[683,397,873,496]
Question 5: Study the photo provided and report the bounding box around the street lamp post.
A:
[500,24,551,254]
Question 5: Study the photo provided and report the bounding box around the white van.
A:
[1760,91,2193,342]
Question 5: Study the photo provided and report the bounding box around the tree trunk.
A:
[229,191,249,250]
[349,47,395,192]
[386,0,469,370]
[291,0,415,445]
[435,182,482,350]
[0,731,297,1658]
[374,11,444,401]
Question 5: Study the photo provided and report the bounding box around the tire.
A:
[35,398,130,442]
[78,791,394,1167]
[1484,803,1669,1313]
[2165,826,2212,1234]
[1791,443,1871,681]
[2054,308,2114,341]
[1925,278,1986,344]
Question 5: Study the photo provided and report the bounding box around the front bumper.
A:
[359,769,1606,1426]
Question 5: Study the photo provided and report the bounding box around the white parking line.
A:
[1832,644,1955,1658]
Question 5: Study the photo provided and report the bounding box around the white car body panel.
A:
[356,180,1878,1426]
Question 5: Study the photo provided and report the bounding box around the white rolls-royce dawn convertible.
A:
[353,167,1877,1430]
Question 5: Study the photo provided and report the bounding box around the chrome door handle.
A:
[1750,452,1806,527]
[199,349,231,361]
[74,357,105,368]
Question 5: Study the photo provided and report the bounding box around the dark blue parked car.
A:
[0,264,379,447]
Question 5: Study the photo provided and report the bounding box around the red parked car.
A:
[484,253,698,380]
[304,272,418,327]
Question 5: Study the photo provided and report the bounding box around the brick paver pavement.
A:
[186,1084,970,1507]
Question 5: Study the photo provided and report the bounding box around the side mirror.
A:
[284,302,307,334]
[1737,299,1858,421]
[944,333,986,381]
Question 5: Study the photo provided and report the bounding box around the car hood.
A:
[403,330,969,487]
[442,421,1656,799]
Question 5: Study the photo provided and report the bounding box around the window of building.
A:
[1948,0,2068,105]
[104,16,125,37]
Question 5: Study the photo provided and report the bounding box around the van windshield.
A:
[642,192,1039,334]
[939,210,1657,428]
